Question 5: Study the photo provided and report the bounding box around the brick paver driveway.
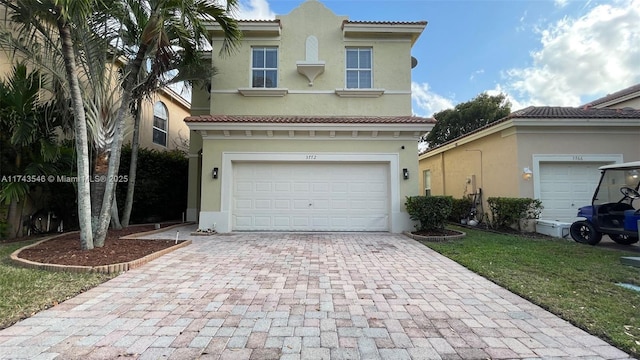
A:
[0,228,633,359]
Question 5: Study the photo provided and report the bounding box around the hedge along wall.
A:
[117,146,188,223]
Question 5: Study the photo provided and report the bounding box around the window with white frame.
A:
[423,170,432,196]
[346,48,372,89]
[252,47,278,88]
[152,101,168,147]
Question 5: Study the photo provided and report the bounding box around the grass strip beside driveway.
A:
[0,239,115,329]
[420,227,640,358]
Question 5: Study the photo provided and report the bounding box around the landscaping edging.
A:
[10,223,192,274]
[403,229,466,242]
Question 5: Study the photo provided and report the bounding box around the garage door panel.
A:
[255,200,271,209]
[235,216,253,227]
[235,199,253,210]
[236,182,252,192]
[539,162,605,222]
[331,183,348,192]
[274,200,290,209]
[233,162,389,231]
[293,183,310,192]
[274,182,290,192]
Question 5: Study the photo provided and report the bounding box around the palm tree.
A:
[94,0,241,237]
[0,0,115,249]
[0,63,74,238]
[0,0,241,247]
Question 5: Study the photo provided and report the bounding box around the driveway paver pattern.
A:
[0,228,633,359]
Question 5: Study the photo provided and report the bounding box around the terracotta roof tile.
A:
[583,83,640,107]
[508,106,640,118]
[185,115,436,124]
[343,20,428,26]
[495,105,640,130]
[420,106,640,155]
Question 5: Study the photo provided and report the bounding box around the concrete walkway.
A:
[0,226,633,359]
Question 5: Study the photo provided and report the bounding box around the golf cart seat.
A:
[624,210,640,232]
[598,203,633,228]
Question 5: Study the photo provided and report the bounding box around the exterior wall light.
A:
[212,167,218,179]
[629,169,639,179]
[403,168,409,180]
[522,167,533,181]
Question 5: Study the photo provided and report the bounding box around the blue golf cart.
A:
[570,161,640,245]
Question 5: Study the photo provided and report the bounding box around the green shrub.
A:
[449,197,474,222]
[117,146,188,223]
[0,204,7,239]
[405,195,453,231]
[487,197,543,230]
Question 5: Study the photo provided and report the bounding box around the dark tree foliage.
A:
[423,93,511,149]
[116,146,188,224]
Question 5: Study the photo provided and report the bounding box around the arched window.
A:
[153,101,168,147]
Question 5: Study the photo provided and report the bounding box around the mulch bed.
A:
[17,225,181,267]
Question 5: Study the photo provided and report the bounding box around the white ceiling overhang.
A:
[187,122,432,141]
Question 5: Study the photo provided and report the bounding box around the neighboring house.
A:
[418,84,640,234]
[133,87,190,152]
[185,0,434,233]
[0,49,190,153]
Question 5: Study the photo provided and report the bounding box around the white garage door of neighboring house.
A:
[539,162,606,222]
[232,162,389,231]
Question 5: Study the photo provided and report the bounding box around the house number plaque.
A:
[573,155,584,161]
[305,154,317,160]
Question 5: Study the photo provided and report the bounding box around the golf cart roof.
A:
[599,161,640,170]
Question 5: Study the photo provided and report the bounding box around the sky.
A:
[230,0,640,117]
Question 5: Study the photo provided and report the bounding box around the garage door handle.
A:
[309,203,312,206]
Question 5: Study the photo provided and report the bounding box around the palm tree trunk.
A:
[90,149,109,233]
[57,17,93,250]
[7,198,21,238]
[93,43,149,247]
[121,98,142,227]
[110,196,122,229]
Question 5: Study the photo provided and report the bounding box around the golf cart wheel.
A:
[610,234,639,245]
[570,221,603,245]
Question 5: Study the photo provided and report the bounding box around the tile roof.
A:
[584,83,640,107]
[185,115,436,124]
[420,106,640,155]
[508,106,640,118]
[343,20,428,26]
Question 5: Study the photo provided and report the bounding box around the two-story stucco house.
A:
[185,0,434,233]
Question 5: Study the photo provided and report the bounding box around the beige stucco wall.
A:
[204,0,414,116]
[419,130,519,200]
[419,124,640,205]
[128,90,191,152]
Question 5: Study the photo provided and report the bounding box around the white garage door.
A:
[232,162,389,231]
[539,162,607,222]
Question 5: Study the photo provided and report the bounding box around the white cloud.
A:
[554,0,569,8]
[486,85,527,112]
[503,0,640,106]
[234,0,276,20]
[469,69,484,81]
[411,82,455,117]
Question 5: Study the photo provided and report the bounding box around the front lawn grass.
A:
[0,239,115,329]
[420,226,640,358]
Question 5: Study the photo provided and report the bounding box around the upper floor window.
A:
[346,48,372,89]
[252,47,278,88]
[153,101,168,147]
